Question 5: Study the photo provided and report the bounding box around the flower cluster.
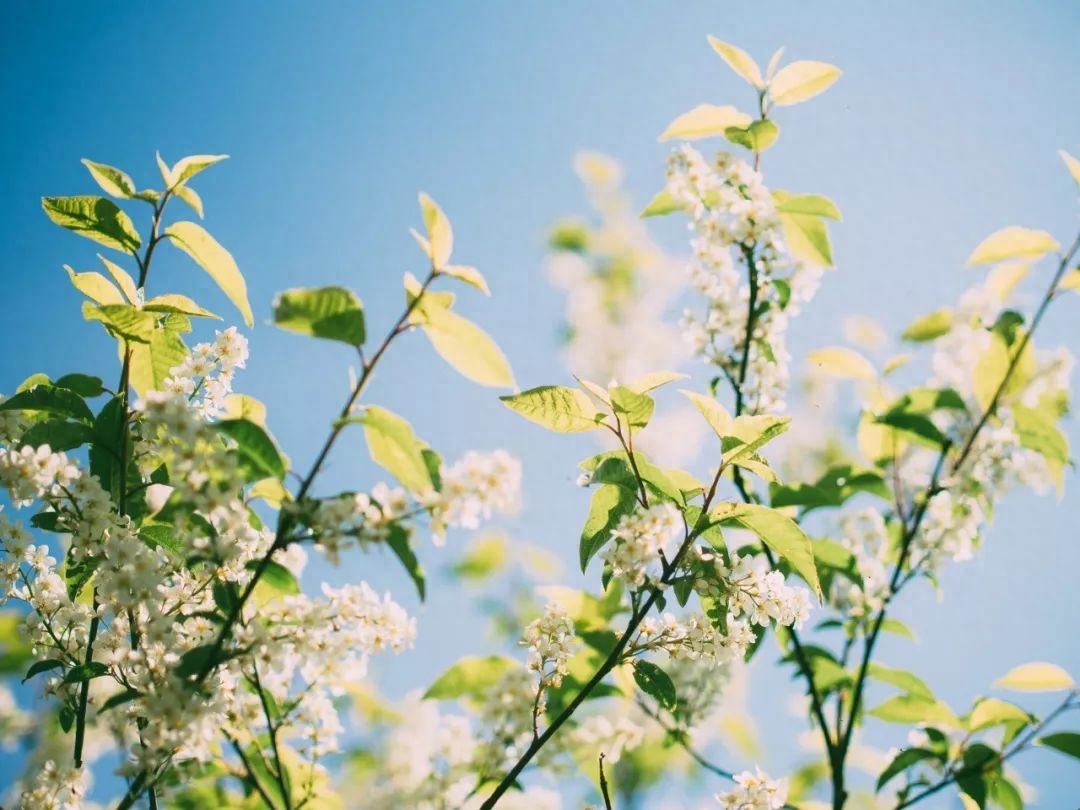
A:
[161,326,249,418]
[635,612,754,668]
[600,502,683,588]
[435,449,522,539]
[715,767,789,810]
[831,508,891,618]
[523,602,578,689]
[711,552,813,629]
[546,152,686,383]
[667,145,824,413]
[15,760,90,810]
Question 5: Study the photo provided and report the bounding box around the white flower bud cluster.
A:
[309,483,408,564]
[715,767,789,809]
[434,449,522,539]
[566,713,645,763]
[600,502,683,588]
[522,602,578,689]
[667,145,824,413]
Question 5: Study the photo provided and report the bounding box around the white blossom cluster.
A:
[831,508,891,618]
[0,329,429,807]
[161,326,249,418]
[523,601,578,689]
[667,145,824,413]
[635,612,754,669]
[435,449,522,539]
[547,152,687,383]
[565,712,645,763]
[718,552,813,629]
[715,767,789,810]
[600,501,683,588]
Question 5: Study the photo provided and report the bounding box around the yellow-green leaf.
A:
[680,389,734,437]
[98,255,140,303]
[868,694,961,728]
[658,104,752,142]
[902,309,953,342]
[440,265,489,295]
[641,188,685,218]
[966,226,1059,267]
[706,36,764,87]
[769,60,842,106]
[994,661,1075,692]
[725,119,780,152]
[807,347,876,381]
[418,192,453,268]
[43,196,142,253]
[1061,268,1080,292]
[714,501,821,598]
[65,266,124,305]
[173,184,204,219]
[968,697,1032,731]
[81,159,135,199]
[628,371,688,394]
[164,221,253,327]
[1059,149,1080,186]
[780,212,834,267]
[772,190,842,221]
[419,305,514,389]
[500,386,604,433]
[143,294,221,320]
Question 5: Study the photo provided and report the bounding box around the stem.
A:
[479,464,730,808]
[253,664,293,810]
[191,268,439,686]
[598,753,614,810]
[229,736,282,810]
[833,228,1080,807]
[636,698,734,781]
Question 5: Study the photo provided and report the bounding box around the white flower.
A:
[715,767,789,810]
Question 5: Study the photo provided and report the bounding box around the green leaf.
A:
[680,389,733,436]
[874,411,949,449]
[1012,404,1069,489]
[658,104,752,142]
[143,294,221,320]
[0,385,94,423]
[772,190,843,220]
[725,119,780,152]
[876,748,940,792]
[580,484,638,572]
[89,396,124,498]
[902,308,953,342]
[215,419,286,481]
[387,524,426,600]
[65,266,124,304]
[781,211,834,267]
[53,374,105,398]
[255,561,300,597]
[769,60,842,106]
[706,36,763,86]
[968,697,1032,731]
[807,347,875,380]
[641,188,685,218]
[82,302,156,344]
[1037,731,1080,760]
[164,221,253,327]
[994,661,1075,692]
[62,661,109,684]
[868,663,934,699]
[723,414,791,465]
[81,159,136,198]
[714,502,821,598]
[633,660,678,711]
[415,192,454,268]
[18,419,94,453]
[128,322,189,397]
[501,386,604,432]
[417,304,514,388]
[966,227,1059,266]
[423,656,519,700]
[880,617,917,641]
[356,405,433,493]
[868,694,960,728]
[99,689,141,713]
[610,386,655,429]
[23,658,65,682]
[272,286,366,346]
[43,196,141,253]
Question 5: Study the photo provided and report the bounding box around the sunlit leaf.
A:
[772,190,842,220]
[164,221,253,327]
[418,192,454,268]
[994,661,1075,692]
[713,502,821,597]
[417,305,514,389]
[501,386,604,432]
[658,104,752,142]
[440,265,489,295]
[65,266,124,305]
[81,159,135,199]
[966,227,1059,267]
[273,286,365,346]
[707,36,764,87]
[423,656,519,700]
[43,196,141,253]
[807,347,875,380]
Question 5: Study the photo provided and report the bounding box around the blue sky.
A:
[3,2,1080,805]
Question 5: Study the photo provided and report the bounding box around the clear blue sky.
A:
[3,2,1080,806]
